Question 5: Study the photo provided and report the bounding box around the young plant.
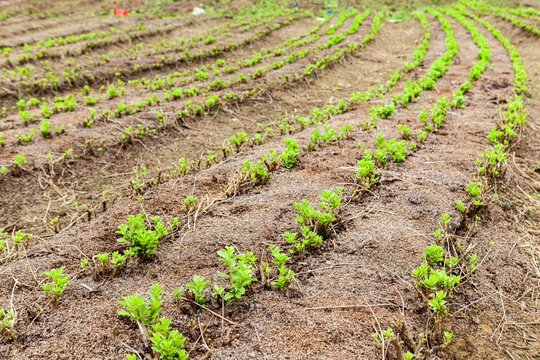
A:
[376,103,395,119]
[412,244,460,338]
[0,308,16,341]
[217,246,257,315]
[11,230,33,251]
[278,138,299,168]
[15,129,35,144]
[40,120,51,138]
[41,267,68,308]
[118,283,164,347]
[149,318,188,360]
[273,265,295,290]
[185,275,210,306]
[397,124,411,140]
[184,196,197,213]
[116,214,170,260]
[353,150,378,197]
[294,188,343,237]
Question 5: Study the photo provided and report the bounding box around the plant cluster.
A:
[0,307,16,341]
[41,267,68,308]
[116,214,178,260]
[119,284,189,359]
[294,187,343,238]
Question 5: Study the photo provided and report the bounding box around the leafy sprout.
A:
[41,267,68,308]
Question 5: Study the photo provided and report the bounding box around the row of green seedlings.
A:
[359,8,457,131]
[404,4,490,138]
[131,9,339,93]
[250,9,373,83]
[366,4,490,150]
[115,81,447,359]
[11,120,64,144]
[208,92,455,357]
[7,94,75,127]
[3,21,301,144]
[453,3,529,214]
[130,14,330,94]
[1,8,403,243]
[3,8,358,140]
[289,10,382,83]
[129,102,343,196]
[0,11,432,349]
[376,22,529,360]
[6,82,125,128]
[120,9,417,194]
[393,4,493,214]
[4,23,148,53]
[19,213,179,320]
[2,12,311,126]
[5,13,298,130]
[5,12,296,95]
[374,221,480,359]
[354,10,431,105]
[44,10,396,195]
[499,6,540,35]
[166,10,378,142]
[125,10,423,193]
[1,15,251,96]
[1,22,173,67]
[409,3,515,213]
[372,7,512,358]
[0,8,407,203]
[188,7,356,82]
[1,13,169,54]
[1,13,266,81]
[78,9,365,128]
[159,121,363,305]
[463,0,540,36]
[116,184,348,359]
[355,19,487,195]
[0,14,252,107]
[504,5,540,23]
[129,10,345,95]
[7,10,379,179]
[115,124,427,359]
[12,15,205,64]
[142,13,285,56]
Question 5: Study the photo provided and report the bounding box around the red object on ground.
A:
[113,4,128,16]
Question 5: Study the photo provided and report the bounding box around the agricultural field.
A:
[0,0,539,358]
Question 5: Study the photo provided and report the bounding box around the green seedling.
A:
[217,246,257,315]
[40,120,51,138]
[15,127,37,144]
[278,138,299,168]
[212,285,225,300]
[397,124,411,139]
[455,200,465,213]
[41,267,68,308]
[116,214,170,259]
[273,265,295,290]
[118,283,163,347]
[0,308,16,341]
[185,275,209,306]
[149,317,188,360]
[184,196,197,213]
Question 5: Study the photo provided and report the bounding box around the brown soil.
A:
[0,3,539,360]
